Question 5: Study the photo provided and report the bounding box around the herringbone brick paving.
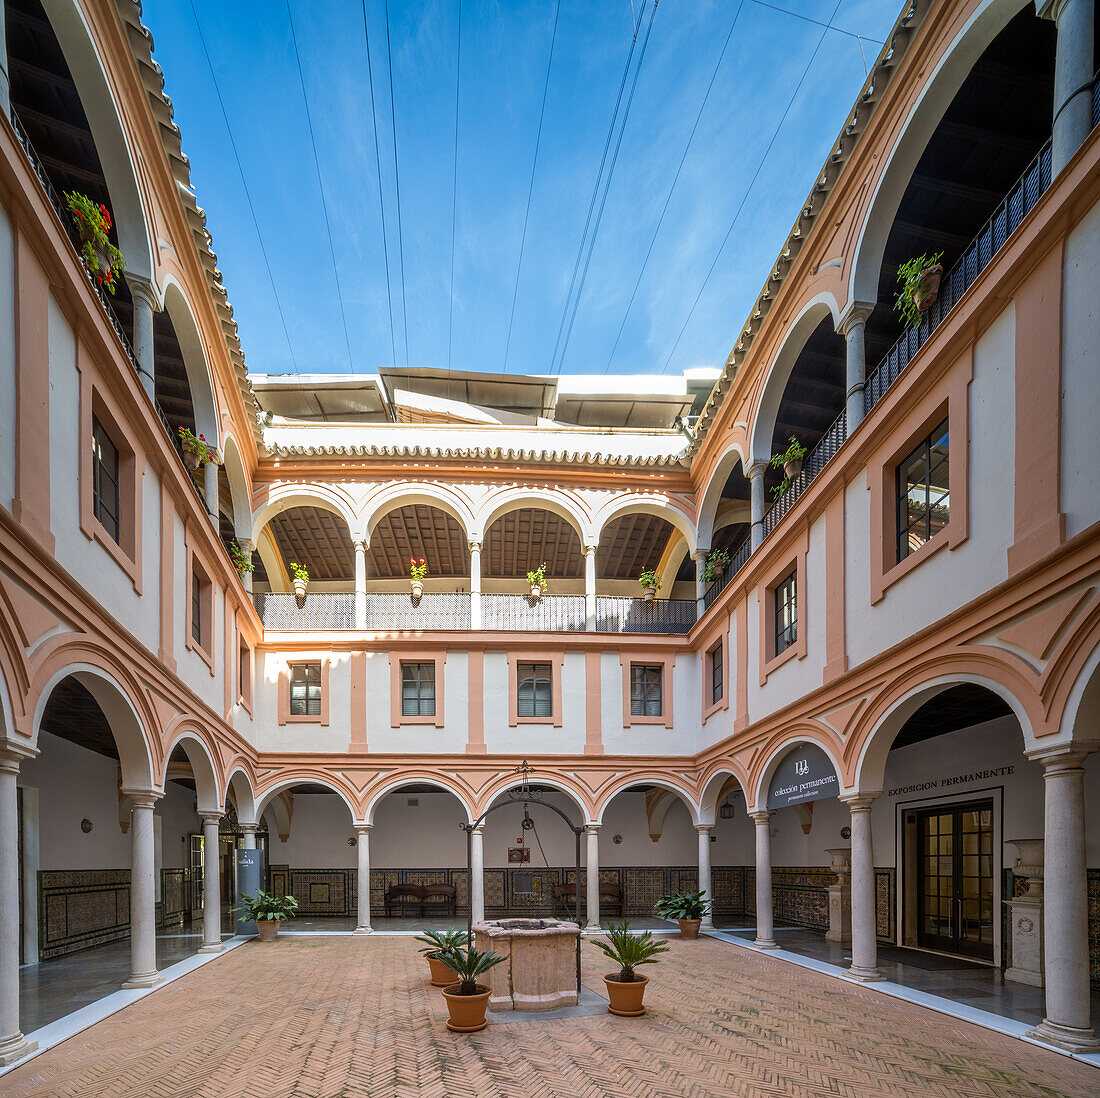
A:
[3,936,1096,1097]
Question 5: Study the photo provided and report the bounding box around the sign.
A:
[235,848,265,935]
[768,744,839,809]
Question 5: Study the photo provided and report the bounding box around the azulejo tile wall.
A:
[38,870,131,959]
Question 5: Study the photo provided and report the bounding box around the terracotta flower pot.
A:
[441,983,492,1032]
[678,918,701,940]
[529,584,542,599]
[642,586,656,602]
[410,579,424,599]
[911,263,943,314]
[427,956,455,987]
[783,457,804,480]
[292,578,308,600]
[256,919,280,942]
[603,973,648,1017]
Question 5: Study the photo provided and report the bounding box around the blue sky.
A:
[142,1,899,378]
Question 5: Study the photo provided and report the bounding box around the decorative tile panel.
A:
[38,870,130,959]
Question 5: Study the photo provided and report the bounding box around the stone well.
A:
[472,918,580,1012]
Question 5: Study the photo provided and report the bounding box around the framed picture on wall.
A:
[508,846,531,863]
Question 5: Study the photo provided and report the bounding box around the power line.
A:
[361,0,398,370]
[502,0,561,374]
[604,1,745,374]
[748,0,882,45]
[187,0,300,374]
[659,0,842,375]
[285,0,355,373]
[384,0,410,368]
[447,0,462,372]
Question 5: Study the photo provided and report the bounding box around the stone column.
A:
[585,824,600,929]
[199,813,223,953]
[584,545,597,631]
[694,552,708,616]
[203,460,219,526]
[0,746,36,1066]
[841,794,883,981]
[123,792,163,989]
[470,825,485,924]
[127,276,158,401]
[839,303,874,432]
[353,538,368,630]
[469,540,482,630]
[239,823,257,850]
[354,825,373,934]
[1026,748,1100,1052]
[750,810,776,948]
[697,826,714,928]
[1038,0,1096,176]
[236,537,254,593]
[749,465,766,550]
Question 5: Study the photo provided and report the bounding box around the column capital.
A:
[584,822,600,835]
[354,822,372,835]
[1027,743,1098,772]
[1034,0,1072,21]
[200,811,223,826]
[747,463,766,481]
[840,792,880,811]
[0,739,38,773]
[837,299,875,335]
[695,824,712,835]
[748,809,774,824]
[122,789,162,809]
[469,822,485,835]
[584,543,598,555]
[467,539,482,554]
[352,536,368,552]
[691,547,711,562]
[238,822,259,835]
[126,273,159,312]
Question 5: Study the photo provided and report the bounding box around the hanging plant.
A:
[178,427,215,470]
[409,557,428,598]
[703,548,730,584]
[526,562,548,598]
[290,561,309,599]
[229,540,254,575]
[893,251,944,327]
[64,191,126,294]
[769,436,807,497]
[638,569,661,601]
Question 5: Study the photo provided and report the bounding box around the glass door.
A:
[189,834,204,922]
[916,800,994,961]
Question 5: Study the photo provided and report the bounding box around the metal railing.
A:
[702,538,752,609]
[595,596,696,634]
[254,592,355,630]
[481,594,586,632]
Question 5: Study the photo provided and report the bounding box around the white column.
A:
[470,825,485,924]
[1027,748,1100,1052]
[123,793,163,989]
[697,826,713,928]
[0,747,36,1066]
[841,794,883,982]
[585,824,600,929]
[750,810,776,948]
[128,277,158,401]
[354,825,373,934]
[199,814,223,953]
[203,460,219,526]
[584,545,597,630]
[694,551,708,616]
[469,540,482,630]
[239,823,257,850]
[354,538,368,630]
[749,465,766,550]
[839,303,873,433]
[1038,0,1096,176]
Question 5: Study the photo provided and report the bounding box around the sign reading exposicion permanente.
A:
[768,744,839,810]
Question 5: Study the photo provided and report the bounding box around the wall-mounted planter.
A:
[411,580,424,599]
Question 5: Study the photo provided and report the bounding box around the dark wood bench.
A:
[383,883,457,918]
[552,881,624,918]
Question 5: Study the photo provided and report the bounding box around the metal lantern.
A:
[719,798,735,820]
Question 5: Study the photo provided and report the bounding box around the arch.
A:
[657,532,690,594]
[848,0,1032,306]
[751,729,846,811]
[362,482,477,544]
[161,722,221,815]
[698,763,752,825]
[161,280,220,443]
[478,773,592,823]
[475,488,593,546]
[1056,641,1100,746]
[251,484,360,546]
[364,774,474,825]
[263,791,292,841]
[220,433,253,538]
[255,773,359,825]
[592,493,697,557]
[696,441,749,550]
[748,293,840,469]
[594,775,702,826]
[39,0,153,280]
[226,764,258,826]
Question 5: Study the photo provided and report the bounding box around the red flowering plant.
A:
[409,557,428,582]
[178,427,215,465]
[64,192,126,294]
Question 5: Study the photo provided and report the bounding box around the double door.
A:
[915,800,994,961]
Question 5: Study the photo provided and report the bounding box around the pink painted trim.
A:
[466,650,486,753]
[758,528,809,685]
[620,652,675,729]
[388,650,446,728]
[281,657,331,725]
[507,650,564,727]
[158,481,175,672]
[349,650,367,749]
[184,532,215,674]
[698,613,730,724]
[823,491,847,683]
[584,650,603,755]
[734,597,748,733]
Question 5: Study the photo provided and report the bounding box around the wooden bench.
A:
[552,881,624,919]
[383,883,457,918]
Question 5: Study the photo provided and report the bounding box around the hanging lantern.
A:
[719,798,735,820]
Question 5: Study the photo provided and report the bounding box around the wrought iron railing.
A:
[367,592,472,631]
[254,592,355,630]
[481,594,586,632]
[595,596,696,635]
[702,538,752,609]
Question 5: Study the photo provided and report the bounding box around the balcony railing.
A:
[255,592,355,630]
[596,596,696,634]
[481,593,586,632]
[702,537,752,609]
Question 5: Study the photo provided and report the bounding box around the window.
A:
[629,665,663,717]
[290,663,322,717]
[710,644,723,705]
[191,571,203,644]
[774,569,797,655]
[517,662,552,719]
[401,662,436,717]
[91,416,120,543]
[238,637,251,707]
[896,418,949,561]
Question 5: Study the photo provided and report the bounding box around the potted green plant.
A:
[64,191,126,294]
[414,928,470,987]
[638,569,661,602]
[233,889,298,942]
[290,561,309,599]
[438,944,506,1032]
[178,426,215,471]
[894,251,944,327]
[703,548,730,584]
[409,557,428,599]
[229,540,254,576]
[655,890,712,939]
[592,920,669,1017]
[526,562,548,599]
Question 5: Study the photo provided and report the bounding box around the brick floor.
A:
[5,936,1097,1097]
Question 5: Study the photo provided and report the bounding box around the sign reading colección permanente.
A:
[768,744,839,809]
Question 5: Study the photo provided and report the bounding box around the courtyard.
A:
[3,934,1096,1098]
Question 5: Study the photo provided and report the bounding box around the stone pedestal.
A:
[473,919,580,1012]
[1005,839,1044,987]
[825,847,852,944]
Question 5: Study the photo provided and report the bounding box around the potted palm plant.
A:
[592,921,668,1017]
[894,251,944,326]
[409,557,427,599]
[414,928,470,987]
[438,944,506,1032]
[290,562,309,599]
[527,562,548,599]
[638,569,661,602]
[655,890,711,939]
[234,889,298,941]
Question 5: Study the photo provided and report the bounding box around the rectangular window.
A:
[710,644,723,705]
[191,571,203,644]
[239,638,251,704]
[774,569,797,655]
[896,418,949,561]
[629,665,663,717]
[401,661,436,717]
[91,416,120,544]
[517,662,552,719]
[290,663,322,717]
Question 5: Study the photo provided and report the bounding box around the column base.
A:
[843,966,885,983]
[122,971,165,990]
[1003,965,1043,988]
[0,1033,37,1067]
[353,926,374,935]
[753,938,778,950]
[197,943,225,954]
[1026,1019,1100,1054]
[701,921,715,931]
